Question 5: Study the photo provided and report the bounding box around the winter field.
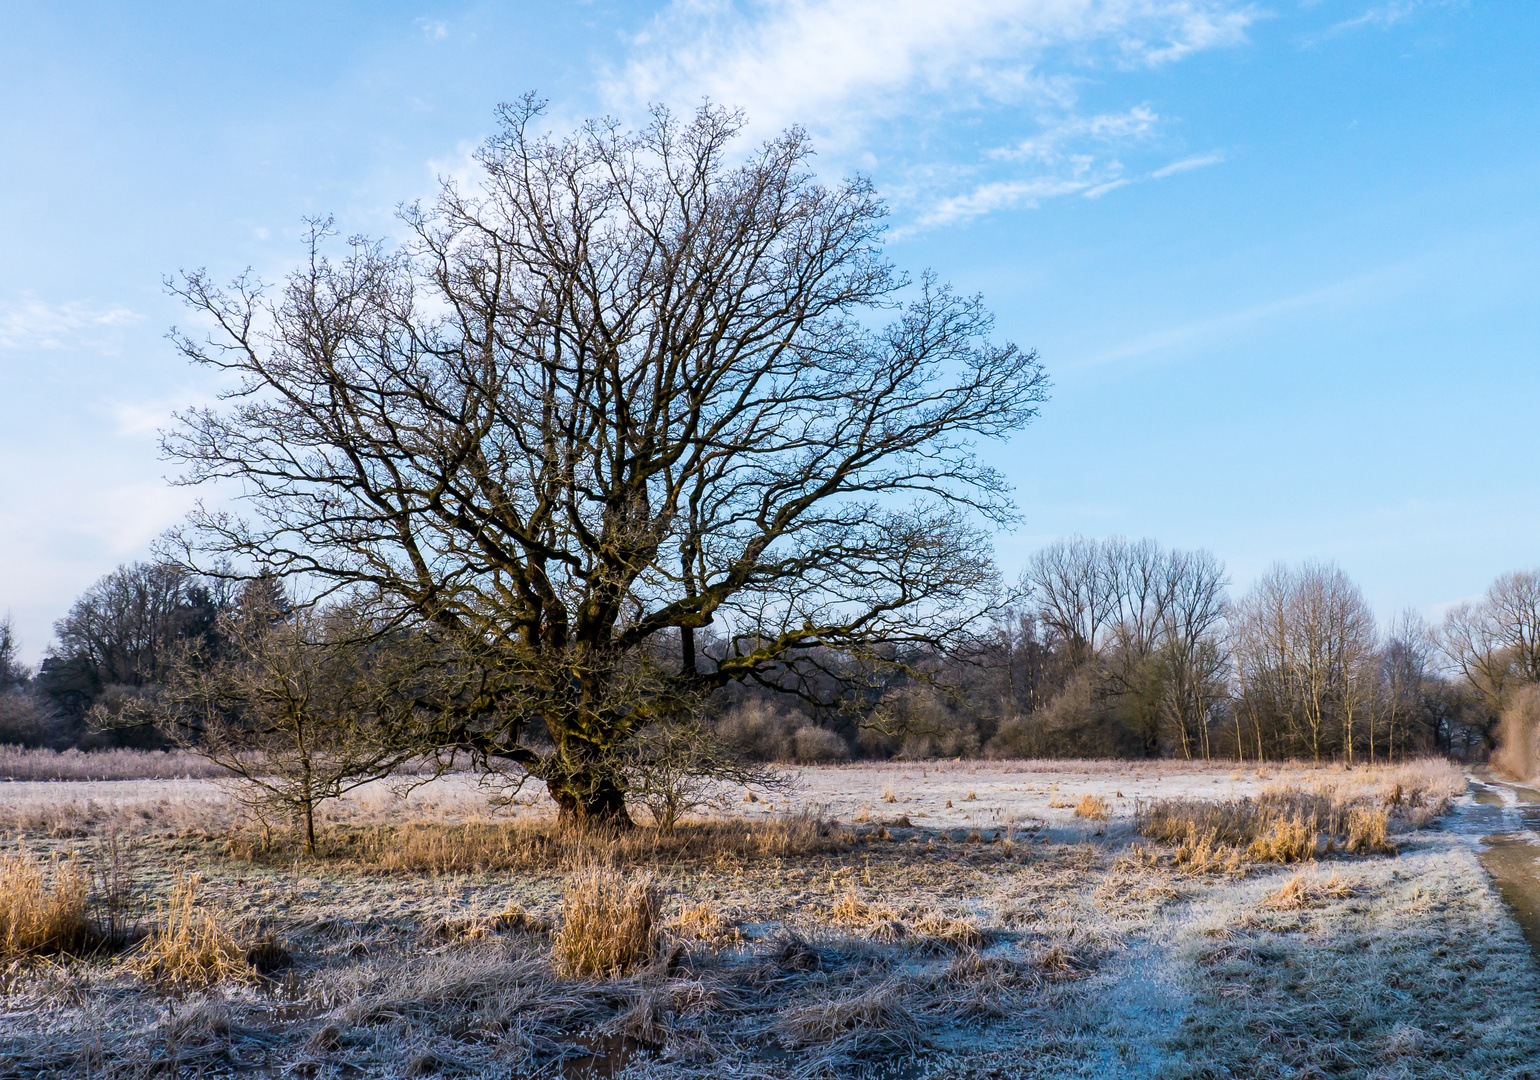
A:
[2,756,1539,1079]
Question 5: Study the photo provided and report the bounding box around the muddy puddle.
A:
[1458,769,1540,962]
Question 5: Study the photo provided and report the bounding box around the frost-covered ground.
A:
[1,758,1537,1078]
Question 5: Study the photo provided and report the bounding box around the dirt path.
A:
[1456,768,1540,961]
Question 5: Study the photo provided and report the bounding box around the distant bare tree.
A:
[0,614,27,693]
[1015,537,1227,758]
[1440,569,1540,715]
[1024,537,1113,670]
[162,100,1047,824]
[1231,562,1377,761]
[1154,549,1229,760]
[1377,609,1434,763]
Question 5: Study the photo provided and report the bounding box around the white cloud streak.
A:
[605,0,1255,140]
[1151,151,1225,177]
[0,294,140,352]
[600,0,1255,229]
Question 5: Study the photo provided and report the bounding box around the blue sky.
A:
[2,1,1536,663]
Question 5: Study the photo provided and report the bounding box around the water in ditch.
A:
[1454,768,1540,961]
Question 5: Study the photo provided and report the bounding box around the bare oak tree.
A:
[162,100,1047,824]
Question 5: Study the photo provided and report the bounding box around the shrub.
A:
[552,869,660,978]
[1495,684,1540,783]
[717,699,797,761]
[0,849,92,958]
[792,724,850,764]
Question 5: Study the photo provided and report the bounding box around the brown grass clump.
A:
[0,849,92,958]
[1073,794,1109,821]
[830,891,878,924]
[910,911,986,953]
[1346,806,1396,855]
[1247,817,1318,864]
[1174,828,1245,876]
[133,876,257,988]
[829,892,905,942]
[552,869,660,978]
[669,901,738,942]
[1262,869,1358,911]
[429,906,550,942]
[1032,943,1091,979]
[773,981,923,1056]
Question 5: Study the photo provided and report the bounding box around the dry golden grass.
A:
[668,901,738,942]
[830,891,888,925]
[428,905,550,942]
[228,811,835,872]
[1247,817,1319,864]
[552,869,660,978]
[0,848,92,958]
[132,876,257,988]
[1174,828,1246,876]
[1263,869,1358,910]
[881,786,897,804]
[910,911,986,952]
[773,980,923,1056]
[1346,806,1396,855]
[1073,794,1109,821]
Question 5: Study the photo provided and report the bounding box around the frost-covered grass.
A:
[0,758,1533,1078]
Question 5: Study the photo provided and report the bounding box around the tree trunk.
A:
[549,773,635,830]
[303,800,317,856]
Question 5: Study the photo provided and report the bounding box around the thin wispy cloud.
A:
[1301,0,1444,46]
[0,294,140,352]
[1076,251,1444,369]
[605,0,1255,137]
[989,105,1159,163]
[600,0,1257,230]
[1151,151,1225,178]
[919,176,1097,227]
[1084,177,1133,198]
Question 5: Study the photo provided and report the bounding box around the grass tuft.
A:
[1073,794,1110,821]
[773,980,923,1057]
[1247,816,1318,864]
[1263,869,1358,910]
[552,868,660,978]
[668,900,738,942]
[1346,806,1396,855]
[132,875,258,988]
[0,848,93,958]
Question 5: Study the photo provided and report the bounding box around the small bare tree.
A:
[624,716,787,834]
[154,595,416,855]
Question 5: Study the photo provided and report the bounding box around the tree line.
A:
[2,545,1534,772]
